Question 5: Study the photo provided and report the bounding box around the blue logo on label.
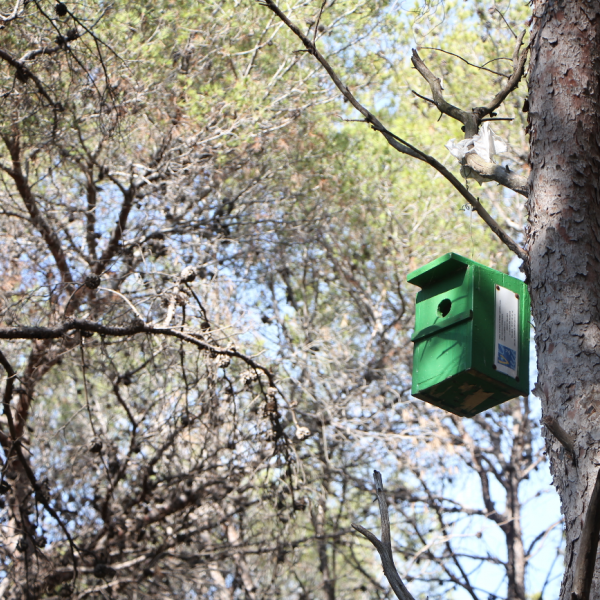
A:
[497,344,517,371]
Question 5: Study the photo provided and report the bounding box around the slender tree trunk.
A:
[528,1,600,598]
[504,471,526,600]
[312,500,335,600]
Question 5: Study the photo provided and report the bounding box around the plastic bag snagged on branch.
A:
[446,123,509,182]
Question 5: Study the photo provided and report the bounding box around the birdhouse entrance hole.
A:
[437,299,452,317]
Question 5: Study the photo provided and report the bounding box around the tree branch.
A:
[94,184,135,273]
[84,165,99,261]
[411,31,530,198]
[485,29,529,117]
[453,417,506,526]
[542,415,575,457]
[352,471,416,600]
[258,0,527,262]
[0,48,56,106]
[3,133,74,285]
[0,319,277,387]
[410,50,469,127]
[463,153,529,197]
[417,46,508,78]
[0,0,22,24]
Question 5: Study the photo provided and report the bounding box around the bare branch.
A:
[525,518,563,557]
[463,153,529,197]
[352,470,416,600]
[410,89,436,106]
[3,133,74,285]
[418,30,528,127]
[0,0,22,24]
[0,319,278,387]
[84,166,99,261]
[94,185,135,274]
[313,0,327,45]
[20,28,81,62]
[410,51,469,127]
[542,415,575,456]
[453,417,506,526]
[411,39,530,198]
[0,349,80,569]
[484,30,529,117]
[492,5,517,39]
[417,46,508,78]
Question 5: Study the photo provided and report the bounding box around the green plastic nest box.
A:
[407,253,530,417]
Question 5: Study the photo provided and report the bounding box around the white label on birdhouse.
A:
[494,285,519,378]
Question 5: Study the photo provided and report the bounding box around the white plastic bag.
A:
[446,122,508,164]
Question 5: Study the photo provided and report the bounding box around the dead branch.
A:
[571,468,600,600]
[489,28,529,114]
[412,31,528,135]
[410,51,467,127]
[352,470,416,600]
[258,0,527,262]
[419,478,481,599]
[542,415,575,456]
[411,89,436,105]
[94,185,135,274]
[0,0,22,24]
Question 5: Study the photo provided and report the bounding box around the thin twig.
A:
[313,0,327,45]
[417,46,508,77]
[411,89,436,105]
[0,319,277,387]
[97,287,145,322]
[352,471,416,600]
[492,5,517,39]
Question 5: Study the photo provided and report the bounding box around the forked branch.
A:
[352,471,416,600]
[257,0,527,262]
[411,31,530,198]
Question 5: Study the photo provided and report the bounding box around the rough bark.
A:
[527,2,600,598]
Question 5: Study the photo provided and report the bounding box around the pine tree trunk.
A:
[528,1,600,598]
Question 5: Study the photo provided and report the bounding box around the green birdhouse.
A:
[407,253,530,417]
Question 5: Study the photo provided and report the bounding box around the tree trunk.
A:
[528,1,600,598]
